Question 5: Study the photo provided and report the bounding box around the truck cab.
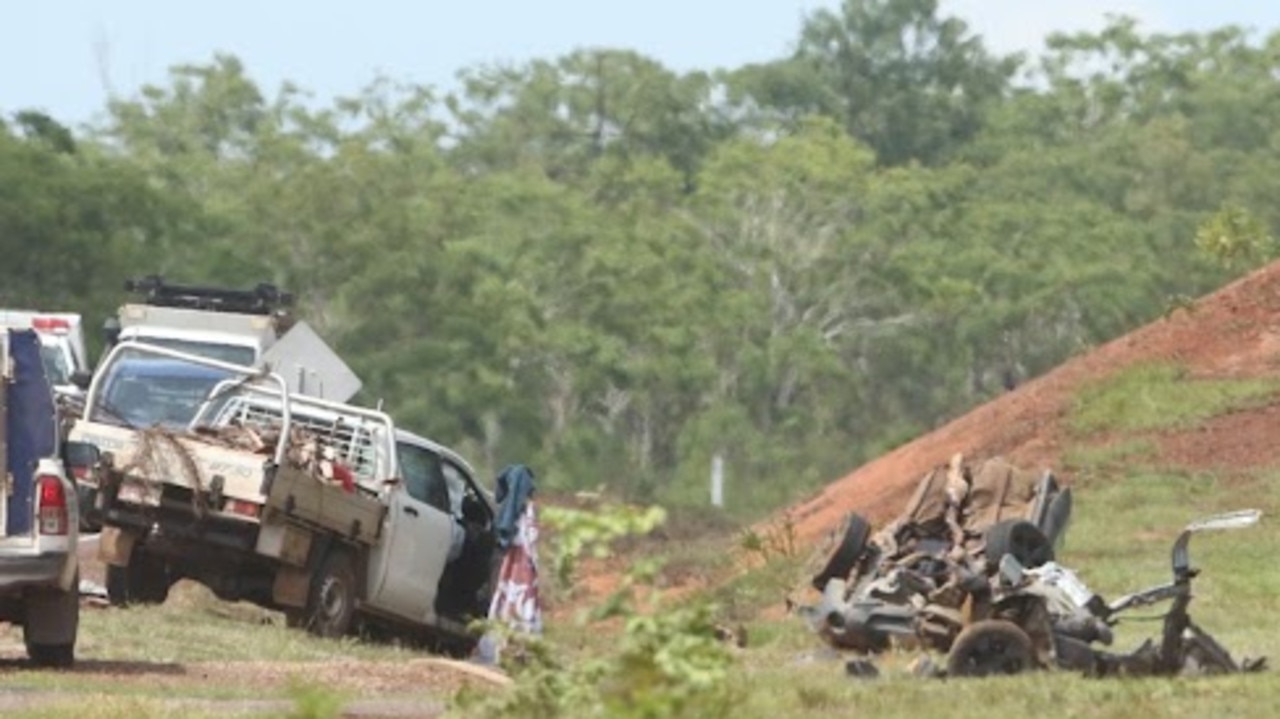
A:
[104,276,292,369]
[98,277,361,425]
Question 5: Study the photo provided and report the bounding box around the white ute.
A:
[0,329,80,667]
[68,342,506,650]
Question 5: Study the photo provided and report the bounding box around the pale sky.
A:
[3,1,1279,127]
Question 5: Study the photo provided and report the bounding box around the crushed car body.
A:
[796,454,1266,679]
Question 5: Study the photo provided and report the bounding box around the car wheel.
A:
[811,512,872,590]
[946,620,1034,678]
[24,577,79,669]
[1040,488,1073,547]
[307,551,357,638]
[26,642,74,669]
[106,550,171,606]
[984,519,1054,570]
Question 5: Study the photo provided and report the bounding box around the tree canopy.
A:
[2,8,1273,517]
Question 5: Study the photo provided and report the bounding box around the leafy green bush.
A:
[460,502,738,719]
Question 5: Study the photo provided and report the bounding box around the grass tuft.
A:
[1068,363,1279,435]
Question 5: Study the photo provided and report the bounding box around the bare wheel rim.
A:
[962,635,1019,672]
[319,575,347,622]
[948,620,1034,677]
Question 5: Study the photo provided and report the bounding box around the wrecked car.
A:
[957,509,1267,678]
[799,454,1264,678]
[804,454,1071,655]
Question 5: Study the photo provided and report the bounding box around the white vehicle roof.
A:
[120,325,260,350]
[0,310,87,371]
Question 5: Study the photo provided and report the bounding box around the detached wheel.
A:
[984,519,1054,570]
[811,513,871,590]
[947,620,1034,677]
[307,551,357,638]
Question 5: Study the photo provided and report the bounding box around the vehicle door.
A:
[1,330,58,539]
[367,440,455,624]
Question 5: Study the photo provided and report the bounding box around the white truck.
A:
[0,310,90,402]
[0,328,81,667]
[67,342,504,646]
[101,277,362,405]
[75,277,365,531]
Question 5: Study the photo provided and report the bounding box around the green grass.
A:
[0,583,443,717]
[1068,363,1280,435]
[14,362,1280,718]
[1062,438,1158,475]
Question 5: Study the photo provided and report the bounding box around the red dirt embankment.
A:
[775,261,1280,550]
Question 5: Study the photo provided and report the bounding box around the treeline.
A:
[3,0,1276,515]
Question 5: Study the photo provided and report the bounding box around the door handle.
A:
[403,506,419,517]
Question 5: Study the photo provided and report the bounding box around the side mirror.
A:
[69,370,93,391]
[101,317,121,348]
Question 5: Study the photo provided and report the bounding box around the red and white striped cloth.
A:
[487,500,543,635]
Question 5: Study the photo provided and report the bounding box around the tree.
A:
[725,0,1019,165]
[447,49,732,186]
[0,114,185,332]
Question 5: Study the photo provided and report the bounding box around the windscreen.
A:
[95,356,233,429]
[38,342,71,386]
[130,335,256,366]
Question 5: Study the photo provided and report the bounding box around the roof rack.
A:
[124,275,295,316]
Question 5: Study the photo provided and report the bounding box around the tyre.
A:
[24,578,79,669]
[306,551,357,638]
[1040,488,1073,548]
[946,620,1034,678]
[26,643,74,669]
[984,519,1054,570]
[811,512,872,591]
[105,551,171,606]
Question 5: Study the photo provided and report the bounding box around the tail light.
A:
[226,499,261,519]
[37,475,69,536]
[32,317,71,334]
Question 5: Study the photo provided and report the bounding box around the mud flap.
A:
[273,566,310,608]
[99,526,139,567]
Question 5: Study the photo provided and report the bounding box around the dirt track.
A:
[0,536,504,717]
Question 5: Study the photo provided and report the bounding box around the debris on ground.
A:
[78,579,110,609]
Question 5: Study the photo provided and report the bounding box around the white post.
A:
[710,453,725,508]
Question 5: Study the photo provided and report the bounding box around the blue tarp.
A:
[6,329,58,536]
[493,464,536,549]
